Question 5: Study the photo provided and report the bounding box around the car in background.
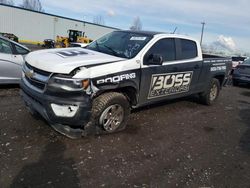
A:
[232,58,250,86]
[232,56,247,69]
[0,36,30,84]
[42,39,55,48]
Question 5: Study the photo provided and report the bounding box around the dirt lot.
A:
[0,85,250,188]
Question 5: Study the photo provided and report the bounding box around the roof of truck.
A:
[115,30,198,42]
[115,30,165,36]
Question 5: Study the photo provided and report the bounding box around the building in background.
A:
[0,4,118,44]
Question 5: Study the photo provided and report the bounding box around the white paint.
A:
[25,48,125,74]
[25,33,202,80]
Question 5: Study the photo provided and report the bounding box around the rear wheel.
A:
[89,92,130,134]
[200,78,220,105]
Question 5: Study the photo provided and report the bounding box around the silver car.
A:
[0,36,30,84]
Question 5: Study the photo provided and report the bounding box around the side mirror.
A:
[147,54,163,65]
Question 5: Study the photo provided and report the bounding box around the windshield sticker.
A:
[55,50,88,58]
[148,72,193,99]
[130,36,147,41]
[124,44,141,58]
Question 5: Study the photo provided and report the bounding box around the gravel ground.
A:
[0,85,250,188]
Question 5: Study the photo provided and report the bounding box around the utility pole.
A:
[200,22,205,45]
[172,27,178,34]
[83,14,88,35]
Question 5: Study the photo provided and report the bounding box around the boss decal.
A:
[97,73,136,85]
[148,71,193,99]
[55,50,88,58]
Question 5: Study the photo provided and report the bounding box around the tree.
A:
[93,15,105,25]
[21,0,44,12]
[0,0,14,5]
[130,16,142,31]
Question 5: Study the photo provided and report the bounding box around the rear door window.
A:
[179,39,197,59]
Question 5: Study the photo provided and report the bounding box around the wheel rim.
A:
[99,104,124,132]
[210,83,218,101]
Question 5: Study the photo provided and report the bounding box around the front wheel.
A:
[89,92,130,134]
[199,78,220,105]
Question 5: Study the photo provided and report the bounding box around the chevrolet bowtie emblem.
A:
[25,70,34,78]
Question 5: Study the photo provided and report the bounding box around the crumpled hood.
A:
[25,48,125,74]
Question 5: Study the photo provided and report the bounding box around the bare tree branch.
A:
[93,15,105,25]
[0,0,14,6]
[130,16,142,31]
[21,0,44,12]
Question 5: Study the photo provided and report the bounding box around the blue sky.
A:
[14,0,250,53]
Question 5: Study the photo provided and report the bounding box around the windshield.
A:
[86,31,152,59]
[243,58,250,64]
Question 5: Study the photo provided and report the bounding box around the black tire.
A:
[232,79,239,86]
[199,78,220,105]
[88,92,130,134]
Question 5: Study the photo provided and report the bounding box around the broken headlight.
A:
[48,76,89,91]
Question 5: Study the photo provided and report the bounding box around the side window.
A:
[145,38,176,64]
[179,39,197,59]
[0,39,12,54]
[14,45,29,55]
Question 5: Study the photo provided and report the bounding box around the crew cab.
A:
[20,30,232,138]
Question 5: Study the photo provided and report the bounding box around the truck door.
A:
[138,37,202,106]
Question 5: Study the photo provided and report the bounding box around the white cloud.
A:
[215,35,236,51]
[202,35,238,55]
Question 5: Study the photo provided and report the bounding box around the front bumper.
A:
[20,79,92,138]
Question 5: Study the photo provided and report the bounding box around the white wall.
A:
[0,5,117,42]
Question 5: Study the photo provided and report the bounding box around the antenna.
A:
[200,22,205,45]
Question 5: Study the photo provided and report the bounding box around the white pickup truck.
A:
[20,30,231,138]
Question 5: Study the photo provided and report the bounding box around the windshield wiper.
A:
[95,41,101,52]
[103,45,118,57]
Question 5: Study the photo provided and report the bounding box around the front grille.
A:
[25,75,46,90]
[23,62,52,92]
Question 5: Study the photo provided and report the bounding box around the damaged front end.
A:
[21,64,99,139]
